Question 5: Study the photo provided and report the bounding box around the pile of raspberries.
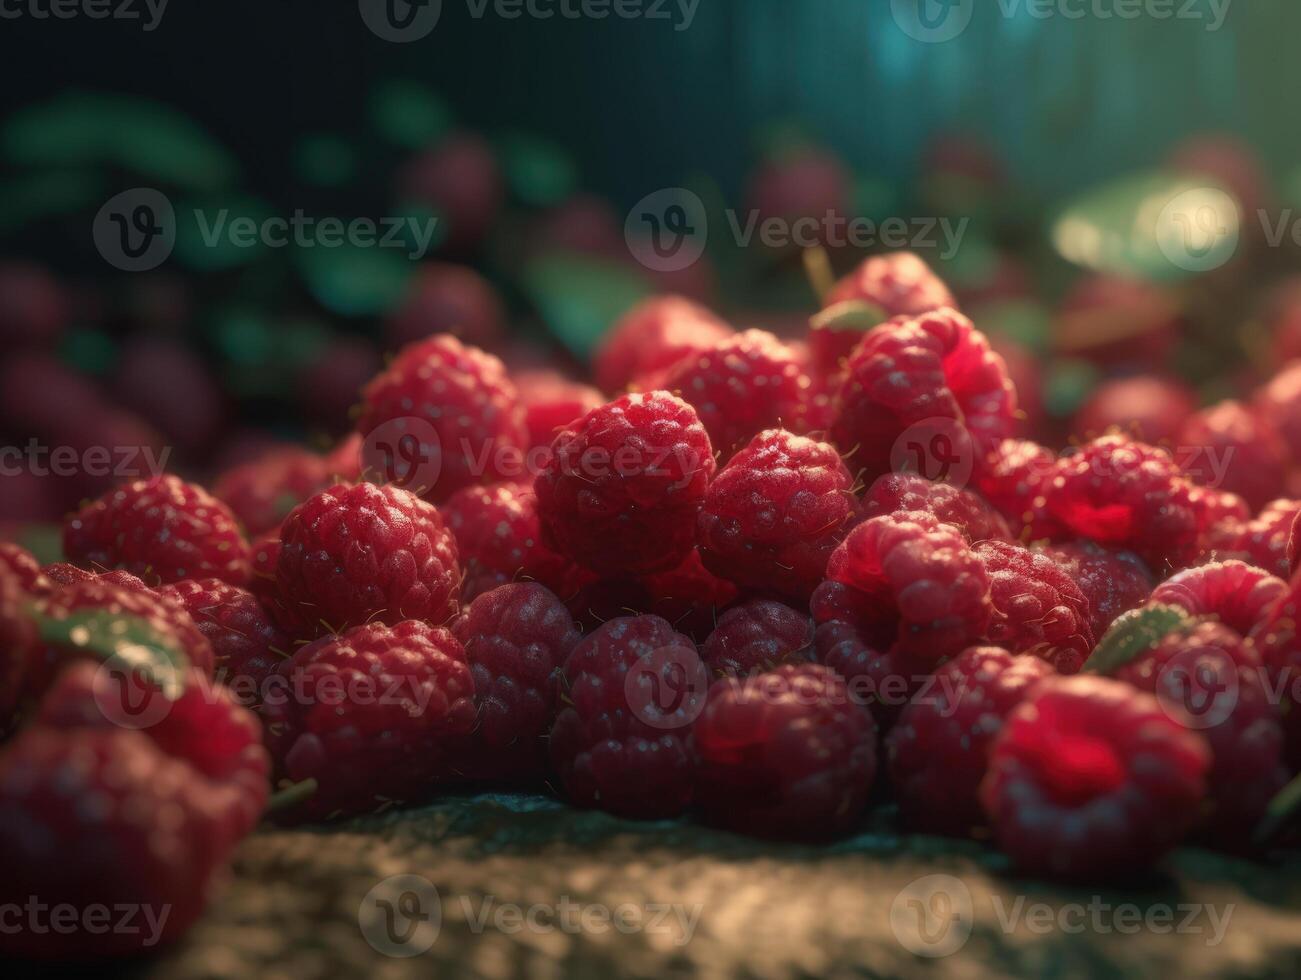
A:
[6,251,1301,959]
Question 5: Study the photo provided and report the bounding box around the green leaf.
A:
[294,135,357,188]
[809,300,888,334]
[369,80,451,149]
[296,243,415,318]
[34,609,189,699]
[174,193,276,270]
[498,131,577,207]
[1082,604,1192,675]
[1256,772,1301,844]
[0,169,105,236]
[521,253,649,358]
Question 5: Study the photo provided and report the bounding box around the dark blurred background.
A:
[3,0,1301,546]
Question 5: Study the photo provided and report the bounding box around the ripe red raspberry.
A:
[1112,620,1286,838]
[824,511,992,664]
[157,578,290,705]
[450,583,580,780]
[63,475,251,586]
[862,472,1011,544]
[515,369,604,451]
[1254,360,1301,461]
[0,542,44,594]
[830,308,1017,481]
[550,615,700,818]
[213,447,330,536]
[246,530,283,609]
[691,664,877,840]
[0,728,226,957]
[1054,275,1179,368]
[1046,435,1199,573]
[1292,510,1301,572]
[981,676,1210,879]
[593,295,732,393]
[0,567,35,732]
[637,548,740,643]
[324,431,363,482]
[1178,401,1287,511]
[1205,498,1301,579]
[1071,375,1196,445]
[35,579,215,696]
[535,391,715,577]
[976,438,1064,542]
[41,563,152,593]
[662,329,810,460]
[262,620,475,820]
[887,647,1054,837]
[276,482,460,636]
[1249,575,1301,770]
[973,540,1095,674]
[36,662,270,849]
[1043,541,1154,637]
[701,599,813,678]
[386,261,505,351]
[698,429,857,603]
[1149,560,1287,637]
[398,134,502,253]
[813,252,955,373]
[442,481,574,600]
[358,334,528,501]
[811,616,927,729]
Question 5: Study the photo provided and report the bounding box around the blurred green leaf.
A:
[296,243,414,317]
[370,80,451,149]
[1044,358,1100,418]
[3,92,236,190]
[0,169,104,236]
[61,328,117,377]
[294,135,357,187]
[498,131,577,207]
[521,253,649,358]
[174,194,276,270]
[1083,604,1193,675]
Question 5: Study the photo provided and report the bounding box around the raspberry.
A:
[811,617,926,729]
[592,295,732,393]
[637,548,741,643]
[1071,375,1196,445]
[35,579,215,697]
[246,530,283,609]
[63,475,251,586]
[824,511,992,664]
[701,599,813,678]
[981,676,1210,879]
[976,438,1064,542]
[1292,510,1301,572]
[324,431,363,482]
[1113,620,1286,838]
[691,664,877,840]
[1043,541,1154,637]
[830,308,1017,481]
[515,369,604,451]
[213,447,330,536]
[973,540,1096,674]
[1254,360,1301,461]
[862,472,1011,544]
[450,583,580,780]
[1206,498,1301,578]
[535,391,715,577]
[41,563,152,593]
[157,578,290,705]
[550,615,700,818]
[887,647,1054,836]
[386,261,505,351]
[0,567,35,732]
[1178,401,1288,511]
[0,542,44,594]
[1148,560,1287,637]
[36,662,270,849]
[1046,434,1199,573]
[0,728,225,957]
[813,252,956,373]
[262,620,475,820]
[442,481,574,600]
[1054,275,1179,368]
[276,482,461,636]
[662,329,810,460]
[1249,575,1301,770]
[397,134,502,253]
[358,334,528,501]
[698,429,857,603]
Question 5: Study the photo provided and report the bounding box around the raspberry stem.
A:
[265,778,318,814]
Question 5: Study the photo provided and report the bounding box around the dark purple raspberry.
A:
[701,599,813,678]
[1043,541,1154,638]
